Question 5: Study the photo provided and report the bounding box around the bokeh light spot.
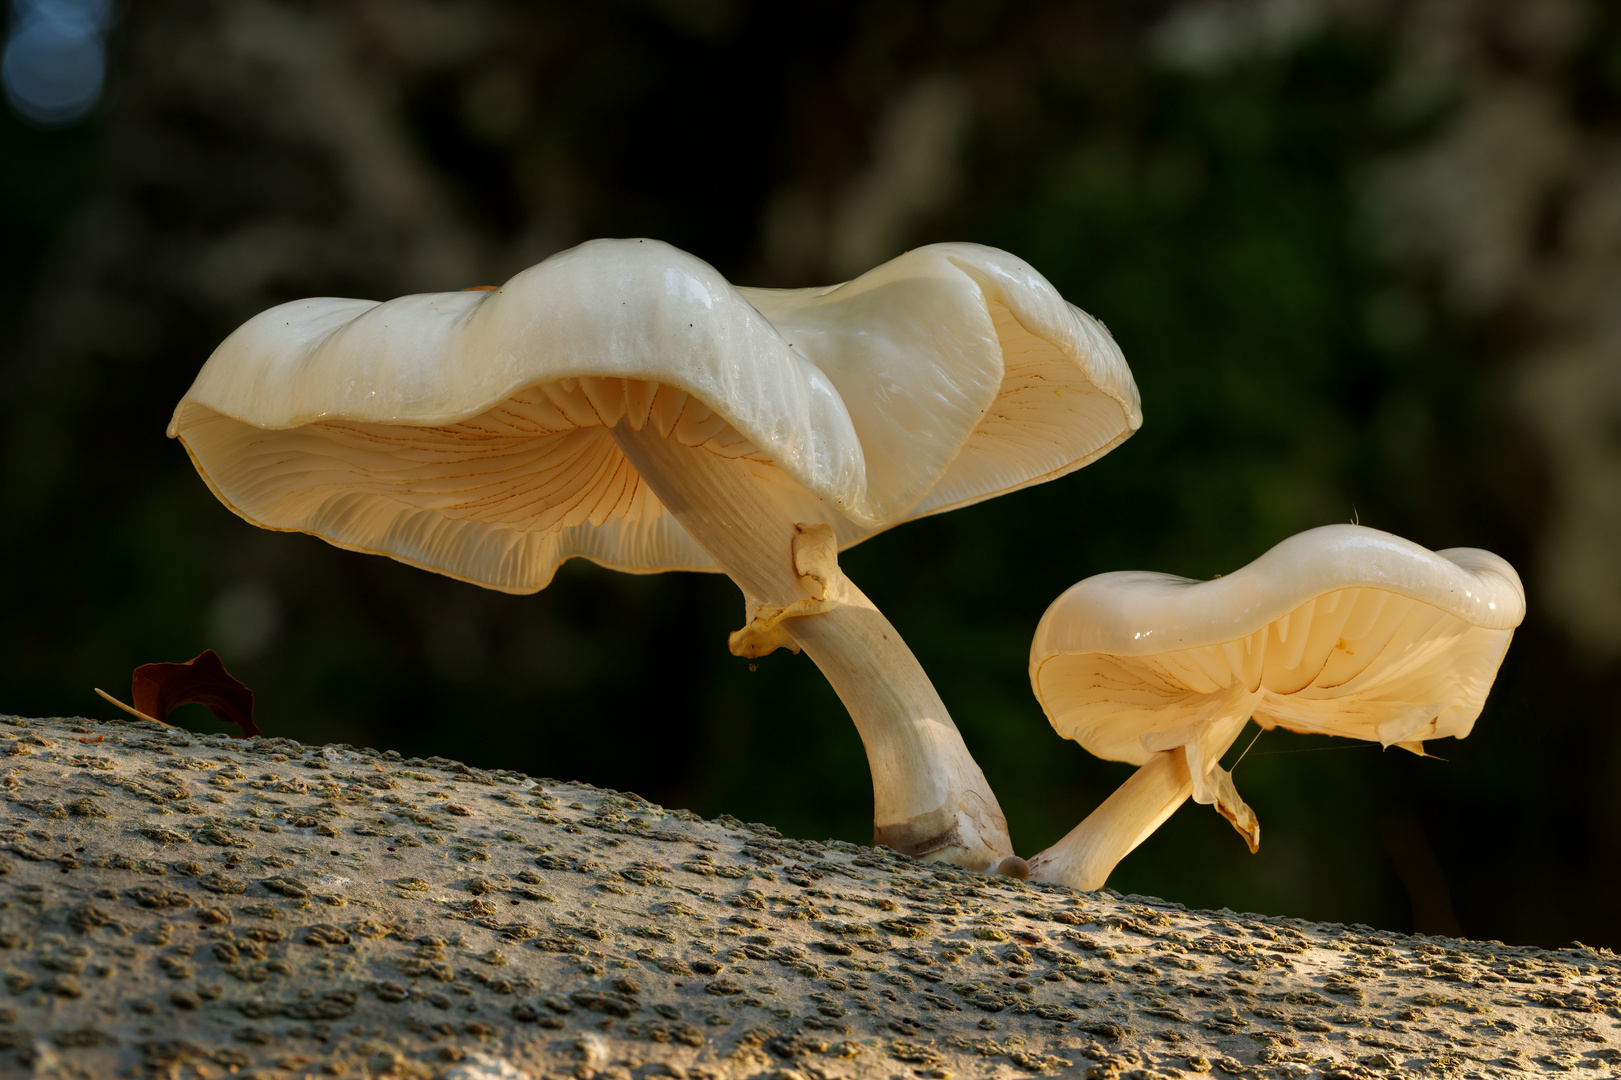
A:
[3,0,112,127]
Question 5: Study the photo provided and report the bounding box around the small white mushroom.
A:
[1026,524,1526,890]
[168,237,1141,872]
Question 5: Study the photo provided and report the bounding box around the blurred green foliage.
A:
[1,0,1616,949]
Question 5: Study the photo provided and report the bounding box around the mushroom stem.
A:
[612,421,1014,871]
[1026,748,1194,890]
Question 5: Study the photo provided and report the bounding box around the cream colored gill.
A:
[173,381,831,592]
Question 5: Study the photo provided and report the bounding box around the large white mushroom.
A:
[1026,524,1525,889]
[169,237,1141,872]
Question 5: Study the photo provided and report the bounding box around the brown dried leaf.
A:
[98,650,259,737]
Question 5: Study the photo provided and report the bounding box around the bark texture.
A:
[0,713,1615,1080]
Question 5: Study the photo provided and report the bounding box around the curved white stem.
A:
[1027,749,1193,890]
[612,422,1014,871]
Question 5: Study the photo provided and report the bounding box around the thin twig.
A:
[92,687,168,726]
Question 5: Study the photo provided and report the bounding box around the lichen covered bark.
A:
[0,714,1615,1079]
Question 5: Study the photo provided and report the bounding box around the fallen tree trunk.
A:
[0,713,1614,1079]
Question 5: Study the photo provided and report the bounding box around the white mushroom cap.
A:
[168,238,1139,592]
[1030,524,1527,763]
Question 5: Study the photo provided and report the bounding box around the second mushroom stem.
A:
[1028,692,1260,890]
[612,421,1015,872]
[1026,748,1194,890]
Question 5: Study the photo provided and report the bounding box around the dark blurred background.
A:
[3,0,1618,949]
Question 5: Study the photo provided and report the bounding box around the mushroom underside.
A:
[1029,584,1519,891]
